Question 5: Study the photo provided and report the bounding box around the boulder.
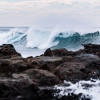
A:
[81,44,100,57]
[44,48,53,56]
[0,44,21,58]
[52,48,76,57]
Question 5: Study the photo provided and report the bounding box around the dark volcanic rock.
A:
[39,58,63,72]
[26,58,41,69]
[0,78,39,100]
[0,59,13,76]
[0,44,100,99]
[44,48,53,56]
[81,44,100,57]
[11,59,28,72]
[0,59,29,76]
[44,48,76,57]
[24,68,61,86]
[0,44,21,58]
[52,48,76,57]
[85,61,100,79]
[54,54,100,82]
[54,93,90,100]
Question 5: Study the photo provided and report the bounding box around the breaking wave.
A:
[0,27,100,50]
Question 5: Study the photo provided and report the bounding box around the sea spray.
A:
[0,28,26,45]
[54,79,100,100]
[0,27,100,51]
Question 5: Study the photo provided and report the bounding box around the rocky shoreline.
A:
[0,44,100,100]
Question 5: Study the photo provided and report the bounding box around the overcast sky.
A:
[0,0,100,27]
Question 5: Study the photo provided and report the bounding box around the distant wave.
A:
[0,27,100,50]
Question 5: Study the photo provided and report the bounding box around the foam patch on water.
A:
[54,79,100,100]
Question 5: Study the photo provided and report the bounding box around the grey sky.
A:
[0,0,100,27]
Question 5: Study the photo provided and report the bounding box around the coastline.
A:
[0,44,100,100]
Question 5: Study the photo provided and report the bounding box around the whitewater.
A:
[1,27,100,57]
[1,27,100,100]
[54,79,100,100]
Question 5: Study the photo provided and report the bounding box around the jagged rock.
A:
[0,44,100,99]
[0,78,39,100]
[44,48,53,56]
[24,69,61,86]
[81,44,100,57]
[0,59,29,76]
[0,44,21,58]
[54,93,90,100]
[11,59,28,72]
[85,61,100,79]
[26,58,40,69]
[54,54,100,82]
[0,59,13,75]
[52,48,76,57]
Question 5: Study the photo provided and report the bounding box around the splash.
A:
[26,27,60,49]
[54,79,100,100]
[0,27,100,51]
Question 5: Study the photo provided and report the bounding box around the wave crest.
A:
[0,27,100,50]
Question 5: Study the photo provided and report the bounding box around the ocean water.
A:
[0,27,100,100]
[0,27,45,57]
[0,27,100,57]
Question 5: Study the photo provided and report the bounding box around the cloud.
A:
[0,0,99,10]
[0,0,100,14]
[0,0,100,26]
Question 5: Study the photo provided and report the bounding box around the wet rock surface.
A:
[0,44,100,99]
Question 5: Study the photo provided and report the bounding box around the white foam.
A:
[0,28,26,45]
[54,79,100,100]
[26,27,60,49]
[0,27,100,50]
